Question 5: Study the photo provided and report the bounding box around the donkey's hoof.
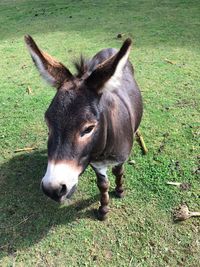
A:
[115,190,124,198]
[97,212,107,221]
[97,206,108,221]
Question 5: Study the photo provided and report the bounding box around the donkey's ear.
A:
[85,38,132,94]
[24,35,73,88]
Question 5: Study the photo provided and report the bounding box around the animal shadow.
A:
[0,150,99,258]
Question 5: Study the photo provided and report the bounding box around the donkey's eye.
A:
[80,125,95,137]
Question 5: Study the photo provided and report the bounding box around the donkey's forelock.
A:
[73,55,89,78]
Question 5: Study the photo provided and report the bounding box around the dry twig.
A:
[164,58,177,65]
[14,147,37,153]
[0,213,36,229]
[136,130,148,154]
[166,181,191,190]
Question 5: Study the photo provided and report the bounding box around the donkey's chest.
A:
[90,159,120,177]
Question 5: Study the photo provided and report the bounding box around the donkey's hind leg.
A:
[112,163,124,198]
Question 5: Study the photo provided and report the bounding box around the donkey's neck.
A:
[90,91,134,163]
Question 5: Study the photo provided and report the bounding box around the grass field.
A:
[0,0,199,266]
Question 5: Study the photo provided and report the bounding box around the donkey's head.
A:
[25,35,131,203]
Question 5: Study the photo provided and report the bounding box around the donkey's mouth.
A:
[66,184,77,199]
[58,185,77,205]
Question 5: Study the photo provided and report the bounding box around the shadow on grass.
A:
[0,150,99,258]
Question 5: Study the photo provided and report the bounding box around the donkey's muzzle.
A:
[41,182,67,202]
[41,182,77,202]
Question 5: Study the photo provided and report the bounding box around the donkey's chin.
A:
[66,184,77,199]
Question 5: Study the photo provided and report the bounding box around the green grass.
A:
[0,0,199,266]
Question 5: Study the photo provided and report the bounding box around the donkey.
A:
[25,35,143,220]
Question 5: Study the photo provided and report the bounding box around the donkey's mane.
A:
[74,55,89,78]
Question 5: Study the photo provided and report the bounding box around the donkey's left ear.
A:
[85,38,132,94]
[24,35,73,88]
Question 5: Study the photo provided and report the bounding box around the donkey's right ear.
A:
[24,35,73,88]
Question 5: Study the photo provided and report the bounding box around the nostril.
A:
[58,184,67,197]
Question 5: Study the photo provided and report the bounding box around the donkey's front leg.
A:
[92,166,110,220]
[97,175,109,220]
[112,163,124,198]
